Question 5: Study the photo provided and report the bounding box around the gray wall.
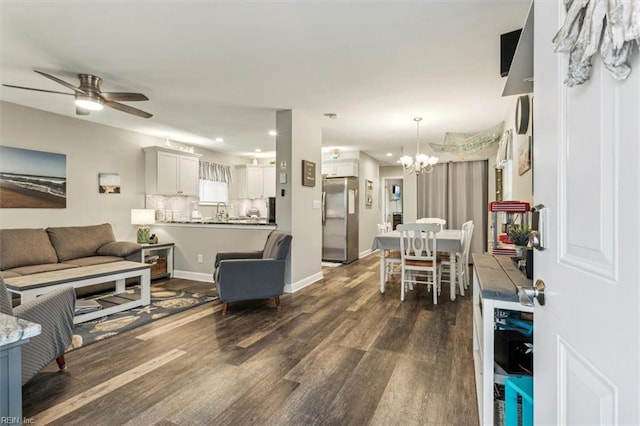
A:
[276,110,323,289]
[357,152,380,256]
[0,101,153,239]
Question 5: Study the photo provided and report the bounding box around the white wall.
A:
[0,101,155,240]
[276,109,323,291]
[357,152,380,257]
[504,95,533,203]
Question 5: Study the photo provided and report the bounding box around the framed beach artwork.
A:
[99,173,121,194]
[0,146,66,208]
[518,136,532,176]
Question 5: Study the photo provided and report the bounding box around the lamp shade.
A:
[131,209,156,225]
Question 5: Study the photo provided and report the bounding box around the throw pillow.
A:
[97,241,141,257]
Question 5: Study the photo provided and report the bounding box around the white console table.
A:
[472,253,534,426]
[140,242,174,279]
[1,313,41,422]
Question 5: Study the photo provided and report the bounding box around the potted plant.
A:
[507,224,531,247]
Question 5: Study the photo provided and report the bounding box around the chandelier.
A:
[400,117,439,174]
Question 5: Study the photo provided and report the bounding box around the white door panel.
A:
[535,2,640,425]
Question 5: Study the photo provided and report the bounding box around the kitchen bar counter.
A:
[148,223,277,278]
[154,221,277,230]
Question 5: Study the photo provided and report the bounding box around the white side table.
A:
[1,313,41,421]
[139,242,175,280]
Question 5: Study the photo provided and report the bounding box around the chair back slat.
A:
[416,217,446,226]
[397,223,441,261]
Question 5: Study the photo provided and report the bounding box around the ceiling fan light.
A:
[75,96,104,111]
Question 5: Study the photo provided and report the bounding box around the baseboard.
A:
[285,271,323,293]
[173,270,213,283]
[359,249,374,258]
[173,269,323,293]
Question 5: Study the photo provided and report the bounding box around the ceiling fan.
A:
[2,70,153,118]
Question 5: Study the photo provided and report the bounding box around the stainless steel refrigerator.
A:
[322,177,359,263]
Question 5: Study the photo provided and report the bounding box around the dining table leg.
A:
[379,250,386,293]
[449,251,456,301]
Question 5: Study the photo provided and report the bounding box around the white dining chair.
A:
[460,221,474,290]
[377,222,400,281]
[439,220,473,296]
[416,217,446,226]
[397,223,443,304]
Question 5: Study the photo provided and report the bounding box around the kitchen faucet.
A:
[215,202,227,220]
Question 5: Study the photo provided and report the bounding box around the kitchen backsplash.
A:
[146,195,269,221]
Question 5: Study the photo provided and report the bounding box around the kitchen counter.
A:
[155,220,277,229]
[148,223,277,277]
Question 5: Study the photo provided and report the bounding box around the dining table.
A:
[371,229,463,301]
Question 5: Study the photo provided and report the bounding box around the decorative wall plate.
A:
[515,95,530,135]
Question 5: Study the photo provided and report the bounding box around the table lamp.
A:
[131,209,156,243]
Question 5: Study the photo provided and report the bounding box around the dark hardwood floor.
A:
[22,254,478,425]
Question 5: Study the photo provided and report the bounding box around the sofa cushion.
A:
[97,241,141,257]
[0,271,21,278]
[65,256,123,267]
[0,228,59,270]
[6,263,79,276]
[47,224,116,262]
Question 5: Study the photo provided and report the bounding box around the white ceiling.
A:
[0,1,530,165]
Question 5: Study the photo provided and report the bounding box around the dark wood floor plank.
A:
[21,256,479,425]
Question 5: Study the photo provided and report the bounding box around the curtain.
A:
[417,160,488,257]
[199,161,231,183]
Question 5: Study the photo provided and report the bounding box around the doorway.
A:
[382,177,403,230]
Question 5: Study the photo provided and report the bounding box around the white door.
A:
[534,2,640,424]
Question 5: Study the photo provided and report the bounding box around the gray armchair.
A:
[0,277,75,385]
[214,230,292,314]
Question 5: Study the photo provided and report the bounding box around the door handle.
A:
[518,279,546,307]
[530,204,548,250]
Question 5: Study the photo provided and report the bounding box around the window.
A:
[199,179,228,204]
[198,161,232,205]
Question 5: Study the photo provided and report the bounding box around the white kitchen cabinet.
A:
[144,147,201,195]
[235,164,275,199]
[321,159,358,177]
[263,165,276,197]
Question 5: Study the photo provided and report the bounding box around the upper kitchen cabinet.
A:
[322,159,359,177]
[235,164,276,199]
[144,146,201,195]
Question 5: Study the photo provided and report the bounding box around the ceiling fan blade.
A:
[100,92,148,102]
[34,70,86,94]
[76,106,91,115]
[104,100,153,118]
[2,84,74,96]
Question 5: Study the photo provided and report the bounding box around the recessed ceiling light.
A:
[255,148,262,153]
[215,137,224,143]
[386,153,393,157]
[268,130,277,136]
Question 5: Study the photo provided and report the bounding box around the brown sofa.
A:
[0,223,141,297]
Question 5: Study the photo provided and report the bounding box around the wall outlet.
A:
[197,254,203,263]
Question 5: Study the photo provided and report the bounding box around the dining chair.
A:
[416,217,446,226]
[378,222,400,281]
[460,221,475,290]
[439,220,474,296]
[397,223,443,304]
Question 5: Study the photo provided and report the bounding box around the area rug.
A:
[68,286,217,351]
